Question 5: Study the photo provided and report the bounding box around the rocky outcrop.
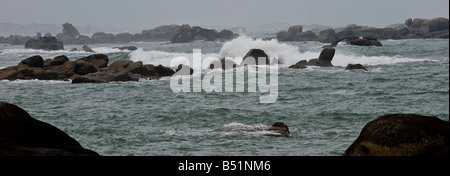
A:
[82,45,95,52]
[0,54,175,83]
[62,22,80,38]
[54,23,182,44]
[137,24,181,42]
[314,17,449,44]
[276,25,318,42]
[318,29,338,43]
[24,36,64,51]
[289,47,335,69]
[243,49,270,65]
[0,102,99,156]
[343,114,449,156]
[171,24,236,43]
[404,17,449,39]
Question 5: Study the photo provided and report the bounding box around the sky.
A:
[0,0,449,29]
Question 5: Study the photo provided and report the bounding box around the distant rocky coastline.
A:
[277,17,448,42]
[0,17,447,46]
[0,22,237,45]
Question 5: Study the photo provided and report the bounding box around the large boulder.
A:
[44,55,69,67]
[71,69,139,84]
[45,60,76,79]
[154,64,175,76]
[0,66,20,80]
[318,29,338,43]
[420,17,449,34]
[343,114,449,156]
[77,54,109,68]
[24,37,64,51]
[289,47,335,68]
[74,60,98,75]
[316,47,335,66]
[0,102,99,156]
[243,49,270,65]
[138,24,181,42]
[62,22,80,38]
[19,55,44,68]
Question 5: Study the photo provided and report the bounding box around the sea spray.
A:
[219,35,304,66]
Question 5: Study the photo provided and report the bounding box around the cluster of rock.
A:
[0,101,99,156]
[55,23,182,44]
[0,22,238,46]
[288,47,370,71]
[0,54,176,83]
[207,48,272,70]
[343,114,449,156]
[277,17,449,43]
[170,24,237,43]
[24,36,64,51]
[289,47,335,69]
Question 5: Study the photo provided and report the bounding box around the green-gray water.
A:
[0,37,448,155]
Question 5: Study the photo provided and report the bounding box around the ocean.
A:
[0,36,448,156]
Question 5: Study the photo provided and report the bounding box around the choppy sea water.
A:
[0,37,448,156]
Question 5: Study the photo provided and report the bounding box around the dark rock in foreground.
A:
[0,102,99,156]
[345,64,369,71]
[24,36,64,51]
[343,114,449,156]
[0,54,175,83]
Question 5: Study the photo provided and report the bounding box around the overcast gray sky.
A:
[0,0,449,29]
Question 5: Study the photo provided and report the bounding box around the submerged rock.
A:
[82,45,95,53]
[343,114,449,156]
[213,122,290,137]
[328,37,382,47]
[345,64,368,71]
[113,46,138,51]
[0,102,99,156]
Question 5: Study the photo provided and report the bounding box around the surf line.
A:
[169,49,279,103]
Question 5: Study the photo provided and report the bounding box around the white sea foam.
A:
[219,35,303,65]
[214,122,280,136]
[0,79,69,84]
[129,48,220,67]
[330,53,438,67]
[219,35,439,67]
